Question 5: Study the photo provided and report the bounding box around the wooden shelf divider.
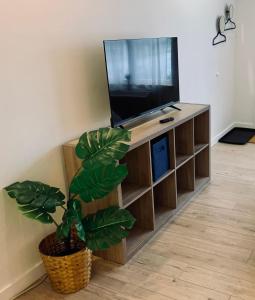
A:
[194,143,209,154]
[63,103,210,264]
[122,183,151,208]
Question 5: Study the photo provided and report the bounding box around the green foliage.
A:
[82,206,136,251]
[70,162,128,202]
[76,127,131,166]
[56,199,85,241]
[4,181,65,224]
[4,128,135,253]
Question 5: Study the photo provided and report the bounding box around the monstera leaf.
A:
[70,162,128,202]
[75,127,131,166]
[4,181,65,224]
[56,199,85,241]
[82,206,136,251]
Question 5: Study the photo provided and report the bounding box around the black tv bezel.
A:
[103,37,180,128]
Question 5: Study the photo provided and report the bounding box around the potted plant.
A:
[4,127,135,294]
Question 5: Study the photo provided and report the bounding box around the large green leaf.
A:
[82,206,136,251]
[4,181,65,224]
[56,199,85,241]
[70,162,128,202]
[75,127,131,165]
[18,204,54,224]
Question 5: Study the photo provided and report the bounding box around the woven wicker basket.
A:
[39,232,92,294]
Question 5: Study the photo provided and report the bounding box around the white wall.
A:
[235,0,255,127]
[0,0,236,298]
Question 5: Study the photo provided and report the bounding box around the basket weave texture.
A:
[39,232,92,294]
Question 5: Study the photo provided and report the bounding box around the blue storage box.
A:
[151,134,170,182]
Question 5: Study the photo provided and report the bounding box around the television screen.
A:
[103,37,180,127]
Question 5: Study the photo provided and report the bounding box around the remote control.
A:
[159,117,174,124]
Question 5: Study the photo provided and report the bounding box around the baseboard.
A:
[234,121,255,129]
[211,123,235,146]
[0,262,45,300]
[211,121,255,146]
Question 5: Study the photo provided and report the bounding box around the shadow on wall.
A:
[0,145,67,284]
[0,44,113,287]
[50,45,111,138]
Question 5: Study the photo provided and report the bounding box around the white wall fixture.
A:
[213,16,227,46]
[225,4,236,30]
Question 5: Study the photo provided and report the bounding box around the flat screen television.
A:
[103,37,180,127]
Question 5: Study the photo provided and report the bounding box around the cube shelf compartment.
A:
[125,191,154,259]
[194,110,209,154]
[151,129,175,184]
[175,119,194,167]
[195,146,210,189]
[63,103,210,264]
[120,142,152,207]
[177,158,195,208]
[153,172,177,228]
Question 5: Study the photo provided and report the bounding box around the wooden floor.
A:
[19,143,255,300]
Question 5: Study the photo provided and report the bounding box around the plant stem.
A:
[68,191,78,200]
[71,193,78,200]
[52,218,59,227]
[61,205,67,211]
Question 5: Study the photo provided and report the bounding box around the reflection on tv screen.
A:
[104,37,180,126]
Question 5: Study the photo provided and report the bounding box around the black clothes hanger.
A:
[225,18,236,31]
[225,5,236,31]
[213,16,227,46]
[213,32,227,46]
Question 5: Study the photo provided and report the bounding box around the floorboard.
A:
[18,143,255,300]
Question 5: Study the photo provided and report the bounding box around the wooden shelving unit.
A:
[63,103,210,264]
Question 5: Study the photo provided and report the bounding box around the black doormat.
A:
[219,127,255,145]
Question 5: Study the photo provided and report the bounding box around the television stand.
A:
[63,103,210,264]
